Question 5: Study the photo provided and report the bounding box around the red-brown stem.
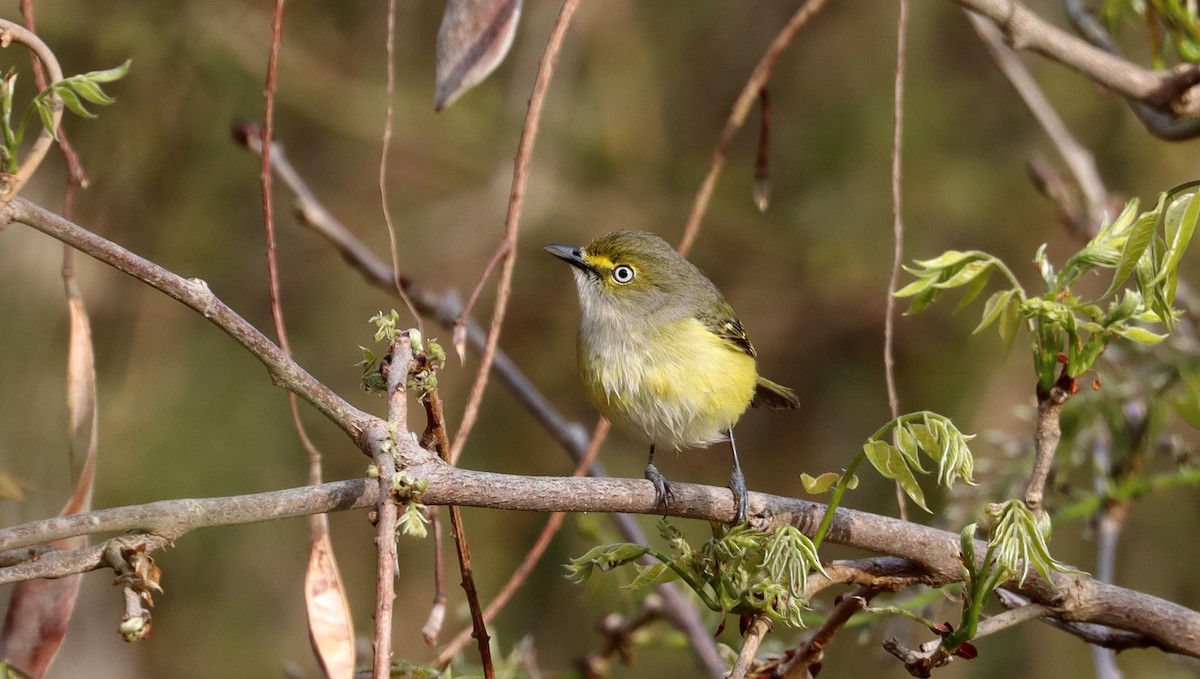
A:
[448,0,582,466]
[423,388,493,676]
[677,0,830,256]
[435,418,611,666]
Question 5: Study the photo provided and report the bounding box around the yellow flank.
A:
[578,315,758,449]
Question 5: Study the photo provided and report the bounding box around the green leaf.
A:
[56,87,96,118]
[625,562,678,589]
[894,276,936,298]
[863,440,930,512]
[1114,325,1167,344]
[1105,194,1164,297]
[955,267,993,312]
[913,250,974,269]
[932,260,990,289]
[800,472,840,494]
[904,287,941,315]
[69,78,114,105]
[895,425,922,469]
[998,294,1022,350]
[1158,188,1200,300]
[35,102,56,141]
[83,59,132,83]
[973,290,1011,334]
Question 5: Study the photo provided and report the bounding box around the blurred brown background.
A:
[0,1,1198,677]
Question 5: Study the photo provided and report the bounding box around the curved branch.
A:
[954,0,1200,115]
[1,198,374,443]
[0,19,63,203]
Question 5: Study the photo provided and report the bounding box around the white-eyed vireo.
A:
[545,230,799,524]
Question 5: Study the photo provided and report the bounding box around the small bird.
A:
[545,230,799,524]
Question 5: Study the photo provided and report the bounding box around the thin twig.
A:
[885,0,910,522]
[231,125,593,458]
[373,334,413,679]
[1090,434,1125,679]
[966,10,1108,229]
[422,387,493,677]
[421,512,447,645]
[1027,376,1073,516]
[779,589,876,679]
[20,0,87,189]
[379,0,423,329]
[448,0,582,466]
[434,419,610,667]
[728,614,772,679]
[578,595,665,675]
[677,0,830,256]
[883,600,1053,674]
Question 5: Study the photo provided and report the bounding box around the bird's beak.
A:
[544,243,593,273]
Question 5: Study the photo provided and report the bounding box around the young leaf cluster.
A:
[0,60,129,173]
[1100,0,1200,65]
[939,503,1081,655]
[566,520,825,628]
[361,312,446,396]
[863,412,976,512]
[897,183,1200,391]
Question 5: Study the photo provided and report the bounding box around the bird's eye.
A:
[611,264,636,284]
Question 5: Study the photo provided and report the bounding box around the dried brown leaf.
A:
[434,0,522,111]
[305,523,355,679]
[0,287,97,677]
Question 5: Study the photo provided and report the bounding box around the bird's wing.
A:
[696,307,757,358]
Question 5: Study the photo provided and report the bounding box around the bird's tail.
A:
[752,377,800,410]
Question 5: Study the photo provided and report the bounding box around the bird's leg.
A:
[728,428,748,525]
[644,444,673,515]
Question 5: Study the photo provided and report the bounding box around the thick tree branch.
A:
[2,464,1198,657]
[953,0,1200,115]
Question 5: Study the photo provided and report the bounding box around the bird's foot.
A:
[728,468,748,525]
[644,463,674,516]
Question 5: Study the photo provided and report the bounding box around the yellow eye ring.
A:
[611,264,636,284]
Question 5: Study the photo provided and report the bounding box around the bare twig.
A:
[378,0,422,328]
[421,512,447,646]
[1027,376,1073,516]
[1090,435,1126,679]
[885,0,910,522]
[434,418,610,667]
[677,0,830,256]
[729,614,772,679]
[422,386,494,677]
[883,599,1054,675]
[3,198,375,441]
[449,0,582,466]
[231,124,594,459]
[372,334,413,678]
[779,589,876,679]
[577,594,665,675]
[966,10,1108,229]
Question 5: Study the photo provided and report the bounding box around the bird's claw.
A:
[728,468,748,525]
[645,463,674,516]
